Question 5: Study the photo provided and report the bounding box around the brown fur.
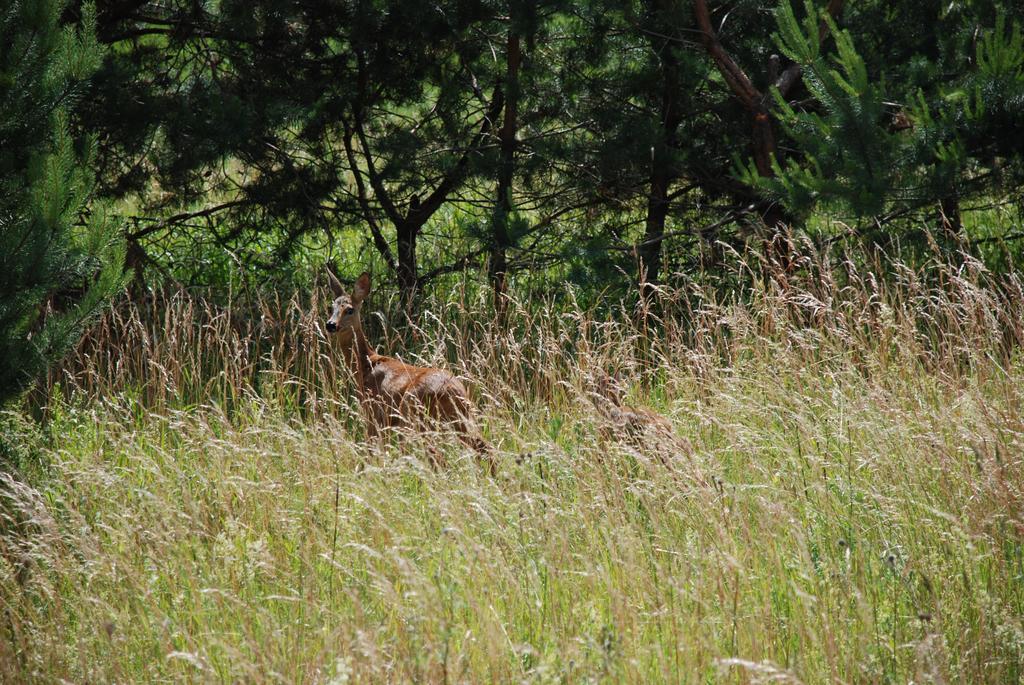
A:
[588,370,693,466]
[325,270,492,470]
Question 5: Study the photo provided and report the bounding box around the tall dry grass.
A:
[2,245,1023,683]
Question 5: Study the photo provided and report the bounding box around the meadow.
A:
[1,247,1023,683]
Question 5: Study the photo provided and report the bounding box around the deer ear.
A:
[326,268,344,297]
[353,271,371,302]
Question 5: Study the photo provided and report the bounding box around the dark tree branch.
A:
[411,87,506,226]
[341,124,397,271]
[418,248,489,284]
[349,51,404,228]
[352,114,405,229]
[693,0,761,109]
[127,200,251,240]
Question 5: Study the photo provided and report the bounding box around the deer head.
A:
[325,270,371,342]
[592,368,626,408]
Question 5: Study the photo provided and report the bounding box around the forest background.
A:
[1,1,1024,682]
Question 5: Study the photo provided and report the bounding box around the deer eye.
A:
[345,307,354,315]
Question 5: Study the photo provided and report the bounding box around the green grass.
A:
[2,251,1024,683]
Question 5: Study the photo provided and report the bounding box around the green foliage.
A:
[960,16,1024,160]
[976,14,1024,79]
[773,0,822,63]
[741,1,900,218]
[746,0,1024,233]
[53,0,1024,291]
[0,410,46,474]
[0,0,126,405]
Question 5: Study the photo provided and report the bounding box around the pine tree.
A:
[0,0,125,405]
[741,0,1024,242]
[87,0,516,303]
[736,0,899,218]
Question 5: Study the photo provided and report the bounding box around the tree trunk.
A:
[124,239,148,293]
[639,167,670,296]
[693,0,842,236]
[395,221,418,307]
[490,30,521,311]
[638,7,683,299]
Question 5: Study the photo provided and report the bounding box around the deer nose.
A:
[326,320,337,332]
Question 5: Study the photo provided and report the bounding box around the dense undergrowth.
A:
[1,246,1023,683]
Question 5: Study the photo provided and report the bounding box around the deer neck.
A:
[340,325,376,397]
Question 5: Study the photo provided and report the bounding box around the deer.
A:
[587,369,694,469]
[323,270,493,471]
